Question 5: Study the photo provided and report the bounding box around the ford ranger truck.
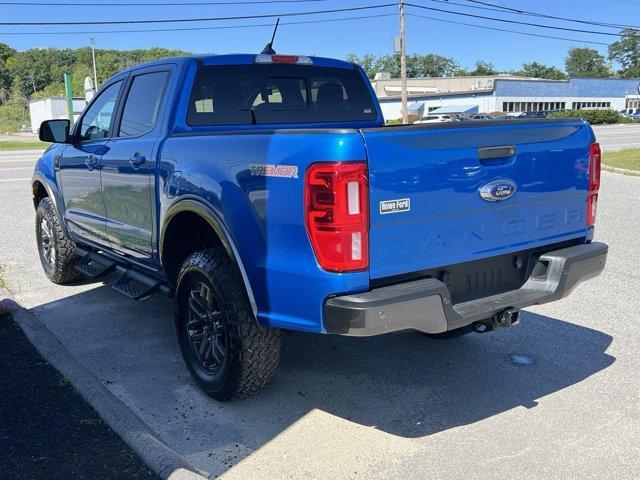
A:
[33,54,608,400]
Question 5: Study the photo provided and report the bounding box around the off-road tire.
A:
[35,197,81,284]
[175,249,282,401]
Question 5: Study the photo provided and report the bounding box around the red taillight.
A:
[587,142,601,227]
[254,54,313,65]
[305,162,368,272]
[271,55,299,63]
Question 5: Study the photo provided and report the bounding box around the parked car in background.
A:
[519,111,548,119]
[33,53,608,401]
[619,108,638,116]
[19,124,33,133]
[414,114,456,124]
[466,114,494,121]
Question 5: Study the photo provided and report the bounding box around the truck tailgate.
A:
[362,119,594,280]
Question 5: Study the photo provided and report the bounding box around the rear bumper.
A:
[324,242,608,336]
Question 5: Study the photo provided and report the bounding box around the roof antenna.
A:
[261,18,280,55]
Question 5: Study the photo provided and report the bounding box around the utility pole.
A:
[63,73,74,127]
[399,0,408,124]
[90,36,98,90]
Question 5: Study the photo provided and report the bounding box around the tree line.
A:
[0,28,639,132]
[0,44,187,132]
[348,29,640,80]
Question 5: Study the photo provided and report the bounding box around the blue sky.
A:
[0,0,637,71]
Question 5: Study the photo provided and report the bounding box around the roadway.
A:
[591,123,640,151]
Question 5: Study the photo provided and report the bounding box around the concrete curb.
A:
[0,290,209,480]
[602,163,640,176]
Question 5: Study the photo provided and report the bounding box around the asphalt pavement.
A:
[0,146,638,479]
[0,314,159,480]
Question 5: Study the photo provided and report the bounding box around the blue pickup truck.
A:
[33,53,608,400]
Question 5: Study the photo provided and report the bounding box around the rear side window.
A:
[119,71,169,137]
[187,65,376,126]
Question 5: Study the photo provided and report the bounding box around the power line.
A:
[460,0,640,30]
[0,0,334,5]
[0,13,396,35]
[0,9,612,48]
[0,3,396,25]
[408,13,610,46]
[404,3,625,37]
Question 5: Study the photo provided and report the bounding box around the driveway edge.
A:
[0,290,209,480]
[602,163,640,176]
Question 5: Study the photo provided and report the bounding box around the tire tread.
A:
[36,198,81,284]
[176,249,281,400]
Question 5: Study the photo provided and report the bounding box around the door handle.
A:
[84,154,99,171]
[129,153,146,168]
[478,146,516,166]
[478,146,516,160]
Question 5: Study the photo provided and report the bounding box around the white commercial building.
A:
[29,97,87,133]
[376,77,640,121]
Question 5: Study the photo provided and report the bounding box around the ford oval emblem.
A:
[479,179,517,202]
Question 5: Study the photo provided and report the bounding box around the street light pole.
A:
[90,36,98,90]
[399,0,408,124]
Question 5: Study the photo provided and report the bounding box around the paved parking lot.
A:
[1,149,639,479]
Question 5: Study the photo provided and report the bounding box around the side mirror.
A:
[39,119,71,143]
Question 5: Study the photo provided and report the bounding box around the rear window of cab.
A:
[186,64,376,126]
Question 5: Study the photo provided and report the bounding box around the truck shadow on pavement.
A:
[18,282,615,473]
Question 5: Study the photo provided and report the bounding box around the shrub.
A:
[0,103,29,133]
[548,109,634,125]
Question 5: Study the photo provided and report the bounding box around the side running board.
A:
[74,247,172,300]
[112,266,166,300]
[74,251,115,278]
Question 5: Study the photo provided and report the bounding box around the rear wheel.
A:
[35,197,81,284]
[175,249,281,401]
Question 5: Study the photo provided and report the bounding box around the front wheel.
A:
[35,197,81,284]
[174,249,282,401]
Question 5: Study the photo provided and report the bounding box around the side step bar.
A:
[75,247,172,300]
[74,251,115,278]
[112,266,171,300]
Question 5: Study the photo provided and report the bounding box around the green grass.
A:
[603,149,640,172]
[0,140,48,151]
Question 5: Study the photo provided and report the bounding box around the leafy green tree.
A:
[565,47,611,78]
[0,43,190,132]
[30,83,66,100]
[93,47,188,85]
[346,53,376,76]
[347,53,459,78]
[515,62,567,80]
[8,48,70,97]
[0,84,29,133]
[609,28,640,78]
[469,60,498,76]
[0,43,17,104]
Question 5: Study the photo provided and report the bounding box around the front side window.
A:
[79,81,122,141]
[187,65,376,126]
[119,71,169,137]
